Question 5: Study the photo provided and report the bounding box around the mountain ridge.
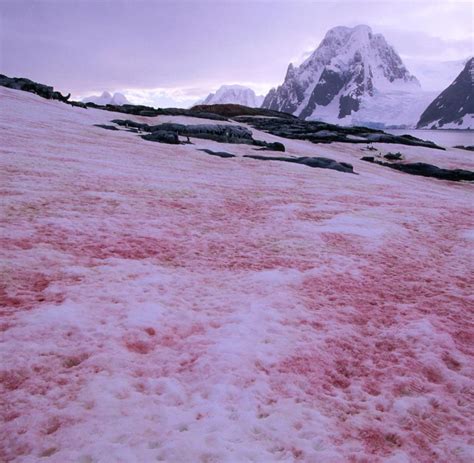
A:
[201,85,264,108]
[82,91,130,106]
[262,25,423,127]
[417,57,473,129]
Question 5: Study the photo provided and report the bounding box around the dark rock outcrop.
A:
[253,141,286,152]
[89,102,229,120]
[198,149,236,158]
[384,152,403,160]
[361,157,474,182]
[108,119,257,145]
[140,123,254,144]
[454,145,474,152]
[190,103,296,120]
[94,124,120,131]
[111,119,149,130]
[233,116,444,150]
[141,130,179,144]
[244,155,354,173]
[0,74,71,103]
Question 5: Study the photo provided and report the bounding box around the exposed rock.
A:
[384,152,403,160]
[141,130,180,144]
[198,149,236,158]
[94,124,120,131]
[111,119,149,130]
[131,122,254,144]
[417,58,474,129]
[69,101,88,108]
[190,104,296,120]
[0,74,71,103]
[233,116,444,150]
[82,101,228,120]
[147,123,185,133]
[454,145,474,152]
[244,155,354,173]
[253,141,286,152]
[139,110,158,117]
[361,157,474,181]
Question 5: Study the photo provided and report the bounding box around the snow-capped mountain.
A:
[82,91,129,106]
[201,85,264,108]
[417,58,473,129]
[262,25,425,126]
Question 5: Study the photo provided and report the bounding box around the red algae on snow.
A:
[1,87,473,462]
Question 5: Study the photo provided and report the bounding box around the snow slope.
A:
[1,87,473,463]
[201,85,264,108]
[82,91,129,106]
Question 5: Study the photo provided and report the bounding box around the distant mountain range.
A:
[417,58,473,129]
[76,30,473,130]
[260,25,441,128]
[200,85,264,108]
[82,91,129,106]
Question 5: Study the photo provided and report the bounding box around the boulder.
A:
[198,149,236,158]
[141,130,180,144]
[254,141,286,152]
[360,157,474,182]
[384,152,403,161]
[147,123,186,133]
[244,155,354,173]
[111,119,149,130]
[94,124,120,131]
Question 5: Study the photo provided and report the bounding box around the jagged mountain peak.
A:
[201,85,264,108]
[262,25,421,125]
[82,91,129,106]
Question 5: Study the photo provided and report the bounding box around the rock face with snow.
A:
[82,91,129,106]
[417,58,474,129]
[262,25,424,126]
[201,85,264,108]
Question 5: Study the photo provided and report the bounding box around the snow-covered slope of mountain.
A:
[417,58,473,129]
[201,85,264,108]
[82,91,129,106]
[262,25,423,126]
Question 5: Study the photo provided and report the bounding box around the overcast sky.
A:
[1,0,472,107]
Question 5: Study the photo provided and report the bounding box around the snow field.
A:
[1,87,473,462]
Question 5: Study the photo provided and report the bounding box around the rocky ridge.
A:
[417,58,474,129]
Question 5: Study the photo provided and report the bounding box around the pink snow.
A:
[1,87,473,463]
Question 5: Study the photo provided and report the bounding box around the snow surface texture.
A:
[82,91,129,106]
[262,25,429,127]
[1,87,474,463]
[201,85,264,108]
